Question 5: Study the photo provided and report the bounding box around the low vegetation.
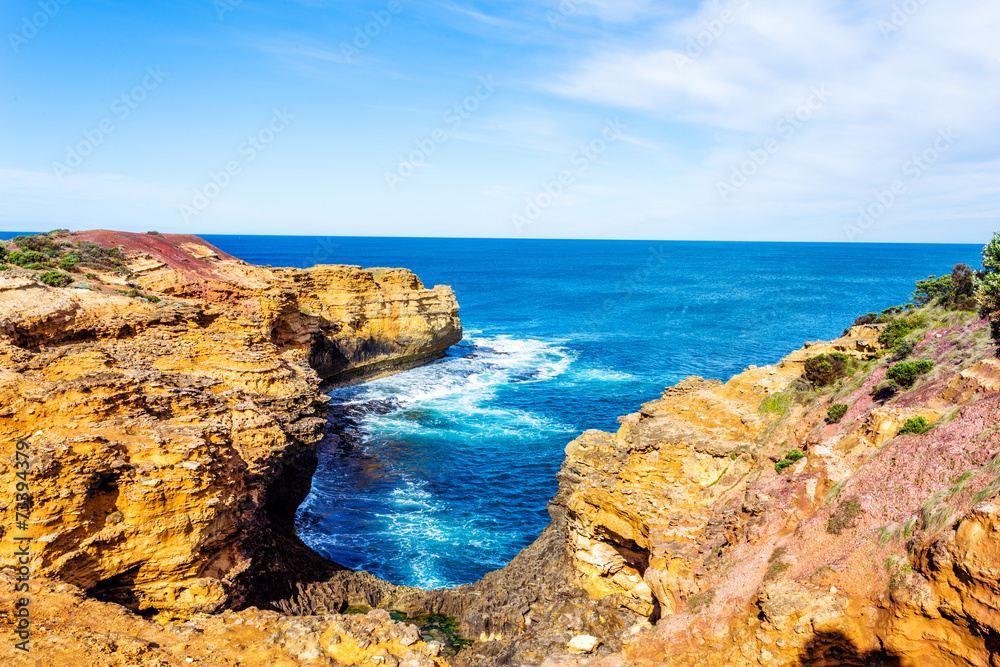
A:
[852,312,879,326]
[759,392,791,415]
[827,495,863,535]
[39,271,73,288]
[765,546,791,581]
[686,588,716,613]
[826,403,848,423]
[804,352,852,386]
[0,231,128,278]
[878,312,927,348]
[898,416,932,435]
[886,360,934,389]
[890,338,916,361]
[774,449,805,473]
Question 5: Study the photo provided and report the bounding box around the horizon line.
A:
[0,229,989,247]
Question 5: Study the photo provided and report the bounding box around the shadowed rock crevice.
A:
[88,564,144,608]
[794,632,901,667]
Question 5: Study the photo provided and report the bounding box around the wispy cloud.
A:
[533,0,1000,240]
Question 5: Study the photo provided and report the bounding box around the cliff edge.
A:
[390,311,1000,666]
[0,231,460,627]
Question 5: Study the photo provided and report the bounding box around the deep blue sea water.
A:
[5,230,977,589]
[198,237,985,590]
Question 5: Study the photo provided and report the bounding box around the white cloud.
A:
[537,0,1000,241]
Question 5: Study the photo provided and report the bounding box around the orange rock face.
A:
[0,233,461,626]
[442,318,1000,667]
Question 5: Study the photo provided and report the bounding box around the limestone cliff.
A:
[412,315,1000,667]
[0,231,460,629]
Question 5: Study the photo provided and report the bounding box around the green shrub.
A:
[876,304,914,323]
[913,275,953,305]
[826,403,848,423]
[898,416,932,435]
[0,245,7,261]
[73,241,126,272]
[11,233,65,256]
[775,449,806,473]
[7,250,47,267]
[947,264,977,310]
[39,271,72,288]
[980,232,1000,337]
[853,312,879,326]
[878,313,927,348]
[891,338,916,361]
[804,352,850,386]
[147,295,160,304]
[58,254,79,271]
[759,393,791,415]
[914,265,977,311]
[886,360,934,388]
[23,262,43,270]
[827,495,863,535]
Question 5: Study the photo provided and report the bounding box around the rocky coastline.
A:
[0,231,461,666]
[2,231,1000,667]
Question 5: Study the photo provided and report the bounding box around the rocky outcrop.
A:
[413,318,1000,667]
[272,265,463,386]
[0,232,461,622]
[0,571,450,667]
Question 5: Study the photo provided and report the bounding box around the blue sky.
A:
[2,0,999,241]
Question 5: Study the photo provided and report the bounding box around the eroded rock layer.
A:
[0,232,461,623]
[424,319,1000,667]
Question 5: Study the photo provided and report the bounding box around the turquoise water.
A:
[203,236,983,589]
